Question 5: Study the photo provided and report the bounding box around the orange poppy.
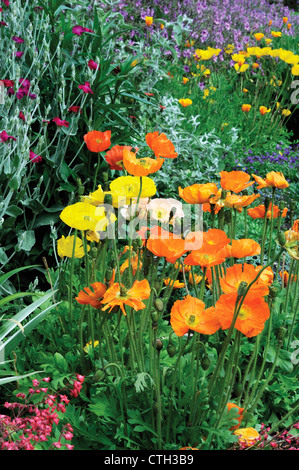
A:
[123,147,164,176]
[247,203,288,219]
[202,202,222,214]
[292,219,299,232]
[76,282,107,309]
[256,266,274,285]
[164,278,185,288]
[175,261,192,273]
[224,193,260,211]
[220,171,254,194]
[252,171,289,189]
[146,131,177,159]
[84,130,111,153]
[101,279,150,315]
[105,145,130,170]
[178,183,218,204]
[202,228,231,250]
[234,428,260,447]
[147,231,187,263]
[183,231,204,251]
[184,244,227,268]
[188,272,203,285]
[170,295,221,337]
[219,263,269,296]
[226,239,261,258]
[279,270,297,285]
[120,254,142,276]
[226,403,245,430]
[213,291,270,337]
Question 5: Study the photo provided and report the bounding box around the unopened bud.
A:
[201,356,210,370]
[93,369,105,383]
[167,344,176,357]
[277,326,287,341]
[264,196,271,212]
[237,281,248,296]
[90,247,98,259]
[154,298,164,312]
[277,231,286,247]
[78,185,85,196]
[268,286,279,299]
[234,382,243,397]
[155,338,163,351]
[105,267,114,282]
[151,311,159,322]
[104,193,113,205]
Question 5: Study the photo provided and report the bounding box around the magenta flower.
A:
[18,111,26,121]
[68,105,82,113]
[29,151,42,163]
[15,51,24,58]
[2,79,14,88]
[72,25,94,36]
[52,117,70,127]
[87,59,99,70]
[0,130,17,142]
[1,0,10,6]
[19,78,31,89]
[16,88,28,99]
[78,81,93,94]
[12,36,24,43]
[0,21,7,26]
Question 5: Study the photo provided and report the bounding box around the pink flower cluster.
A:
[0,374,85,450]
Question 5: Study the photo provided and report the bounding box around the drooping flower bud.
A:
[154,298,164,312]
[277,326,287,341]
[167,343,176,357]
[237,281,248,296]
[277,231,286,247]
